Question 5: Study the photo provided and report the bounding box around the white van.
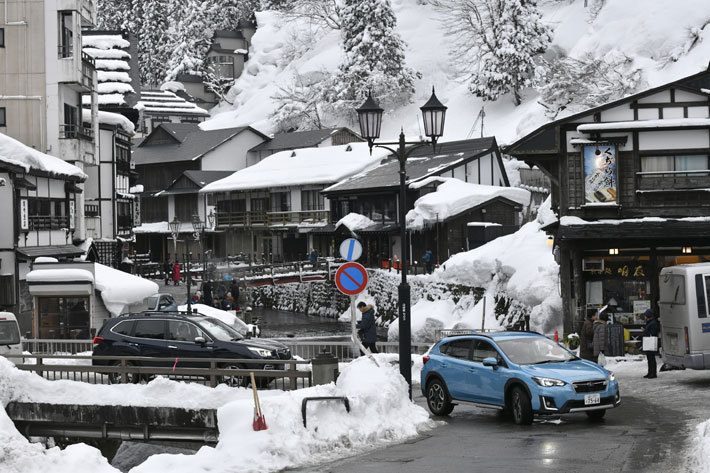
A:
[659,263,710,370]
[0,312,22,364]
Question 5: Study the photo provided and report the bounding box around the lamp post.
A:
[186,214,205,312]
[355,87,447,399]
[206,210,215,279]
[168,216,180,265]
[192,213,206,291]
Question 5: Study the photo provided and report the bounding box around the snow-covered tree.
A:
[276,0,343,30]
[96,0,133,31]
[324,0,418,114]
[207,0,259,31]
[535,51,644,118]
[434,0,552,105]
[271,72,328,131]
[138,0,171,87]
[165,0,214,80]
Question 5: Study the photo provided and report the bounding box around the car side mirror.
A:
[194,336,206,345]
[482,357,498,369]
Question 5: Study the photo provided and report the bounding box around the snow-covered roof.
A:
[94,263,159,316]
[0,132,87,181]
[133,221,198,234]
[26,268,94,283]
[577,118,710,133]
[336,213,376,232]
[135,90,210,117]
[559,215,710,226]
[406,178,530,230]
[82,34,136,109]
[201,143,389,193]
[81,109,135,135]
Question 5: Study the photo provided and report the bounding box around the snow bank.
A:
[336,212,376,232]
[94,264,158,316]
[201,143,389,193]
[26,269,94,283]
[81,109,135,135]
[160,81,186,93]
[0,133,87,181]
[689,418,710,473]
[0,354,434,473]
[82,35,130,50]
[406,178,531,230]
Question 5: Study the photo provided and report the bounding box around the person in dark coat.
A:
[202,280,214,307]
[230,281,240,307]
[163,260,171,285]
[423,249,433,274]
[592,310,608,364]
[356,301,378,355]
[579,313,595,362]
[643,308,660,379]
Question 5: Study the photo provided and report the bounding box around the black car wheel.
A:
[426,378,454,416]
[510,387,533,425]
[108,361,142,384]
[220,363,248,387]
[586,409,606,420]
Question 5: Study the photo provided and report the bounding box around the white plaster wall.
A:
[688,107,709,119]
[675,90,707,101]
[638,91,670,103]
[0,173,14,249]
[663,107,685,119]
[600,105,634,122]
[201,132,267,171]
[638,130,710,150]
[638,108,659,120]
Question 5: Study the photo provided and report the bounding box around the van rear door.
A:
[659,272,688,357]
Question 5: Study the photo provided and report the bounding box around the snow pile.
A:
[201,143,389,193]
[26,269,94,283]
[81,109,135,135]
[0,133,87,181]
[82,35,130,50]
[434,196,562,334]
[160,81,187,93]
[94,264,159,316]
[0,355,434,473]
[689,419,710,473]
[336,212,376,232]
[405,178,531,230]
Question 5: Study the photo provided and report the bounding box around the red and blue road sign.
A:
[335,262,368,296]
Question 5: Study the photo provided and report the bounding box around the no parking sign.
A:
[335,262,368,296]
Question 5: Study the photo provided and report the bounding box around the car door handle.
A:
[168,345,178,349]
[128,342,139,347]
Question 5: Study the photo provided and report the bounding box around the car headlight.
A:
[608,372,615,382]
[248,347,274,357]
[532,376,566,387]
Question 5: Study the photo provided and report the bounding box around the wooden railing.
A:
[29,215,69,231]
[636,170,710,191]
[215,210,330,227]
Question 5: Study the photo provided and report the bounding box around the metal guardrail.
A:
[5,354,311,390]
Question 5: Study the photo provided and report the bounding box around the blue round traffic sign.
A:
[339,238,363,262]
[335,262,368,296]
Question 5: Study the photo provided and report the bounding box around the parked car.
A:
[92,312,291,386]
[421,332,620,424]
[0,312,22,364]
[145,293,177,312]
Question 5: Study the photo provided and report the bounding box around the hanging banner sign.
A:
[20,199,29,231]
[584,144,617,204]
[69,200,75,230]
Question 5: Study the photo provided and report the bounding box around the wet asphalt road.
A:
[295,363,710,473]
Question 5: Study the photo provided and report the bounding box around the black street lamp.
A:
[187,214,205,312]
[355,88,447,399]
[168,217,180,262]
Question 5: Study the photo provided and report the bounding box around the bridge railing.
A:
[5,354,312,390]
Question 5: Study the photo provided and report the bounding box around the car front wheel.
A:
[426,378,454,416]
[510,387,533,425]
[220,363,248,387]
[108,361,141,384]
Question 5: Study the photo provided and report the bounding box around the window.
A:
[660,274,686,305]
[167,321,204,341]
[58,12,73,58]
[0,28,4,47]
[0,321,20,345]
[175,194,198,221]
[37,296,90,339]
[133,320,165,339]
[271,192,290,212]
[112,320,135,336]
[472,340,499,363]
[0,274,14,305]
[440,339,471,360]
[698,275,709,319]
[301,190,324,211]
[0,108,5,127]
[641,154,710,173]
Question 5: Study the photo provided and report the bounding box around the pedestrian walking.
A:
[592,309,608,364]
[308,247,319,268]
[643,308,660,379]
[202,280,214,307]
[423,249,433,274]
[356,301,378,355]
[172,261,181,286]
[579,313,595,362]
[393,253,400,274]
[230,280,240,305]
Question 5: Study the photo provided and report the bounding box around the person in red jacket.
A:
[172,261,181,286]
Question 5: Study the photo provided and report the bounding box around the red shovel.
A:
[250,372,267,431]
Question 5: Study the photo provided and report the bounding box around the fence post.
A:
[289,361,297,391]
[210,360,217,388]
[121,359,127,384]
[36,355,44,378]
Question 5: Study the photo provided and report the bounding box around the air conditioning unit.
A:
[582,258,604,272]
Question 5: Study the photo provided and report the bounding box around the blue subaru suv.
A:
[421,332,620,424]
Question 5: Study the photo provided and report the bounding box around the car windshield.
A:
[188,316,243,342]
[496,337,576,365]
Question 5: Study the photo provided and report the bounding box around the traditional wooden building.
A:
[505,66,710,334]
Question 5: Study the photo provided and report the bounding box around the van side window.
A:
[700,275,710,319]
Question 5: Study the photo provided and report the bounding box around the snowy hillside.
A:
[203,0,710,145]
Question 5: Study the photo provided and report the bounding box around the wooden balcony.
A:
[216,210,330,228]
[29,216,69,231]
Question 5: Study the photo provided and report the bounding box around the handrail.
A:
[637,170,710,176]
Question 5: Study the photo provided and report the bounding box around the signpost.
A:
[334,246,377,364]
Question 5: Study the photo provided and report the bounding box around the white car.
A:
[0,312,22,364]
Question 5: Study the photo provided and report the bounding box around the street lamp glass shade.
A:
[355,92,383,141]
[207,210,215,227]
[192,214,205,233]
[420,87,447,139]
[168,217,180,236]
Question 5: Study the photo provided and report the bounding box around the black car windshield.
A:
[496,337,576,365]
[188,316,243,342]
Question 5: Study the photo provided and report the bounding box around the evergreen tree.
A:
[435,0,551,105]
[208,0,259,31]
[138,0,171,86]
[96,0,143,34]
[165,0,214,80]
[324,0,418,114]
